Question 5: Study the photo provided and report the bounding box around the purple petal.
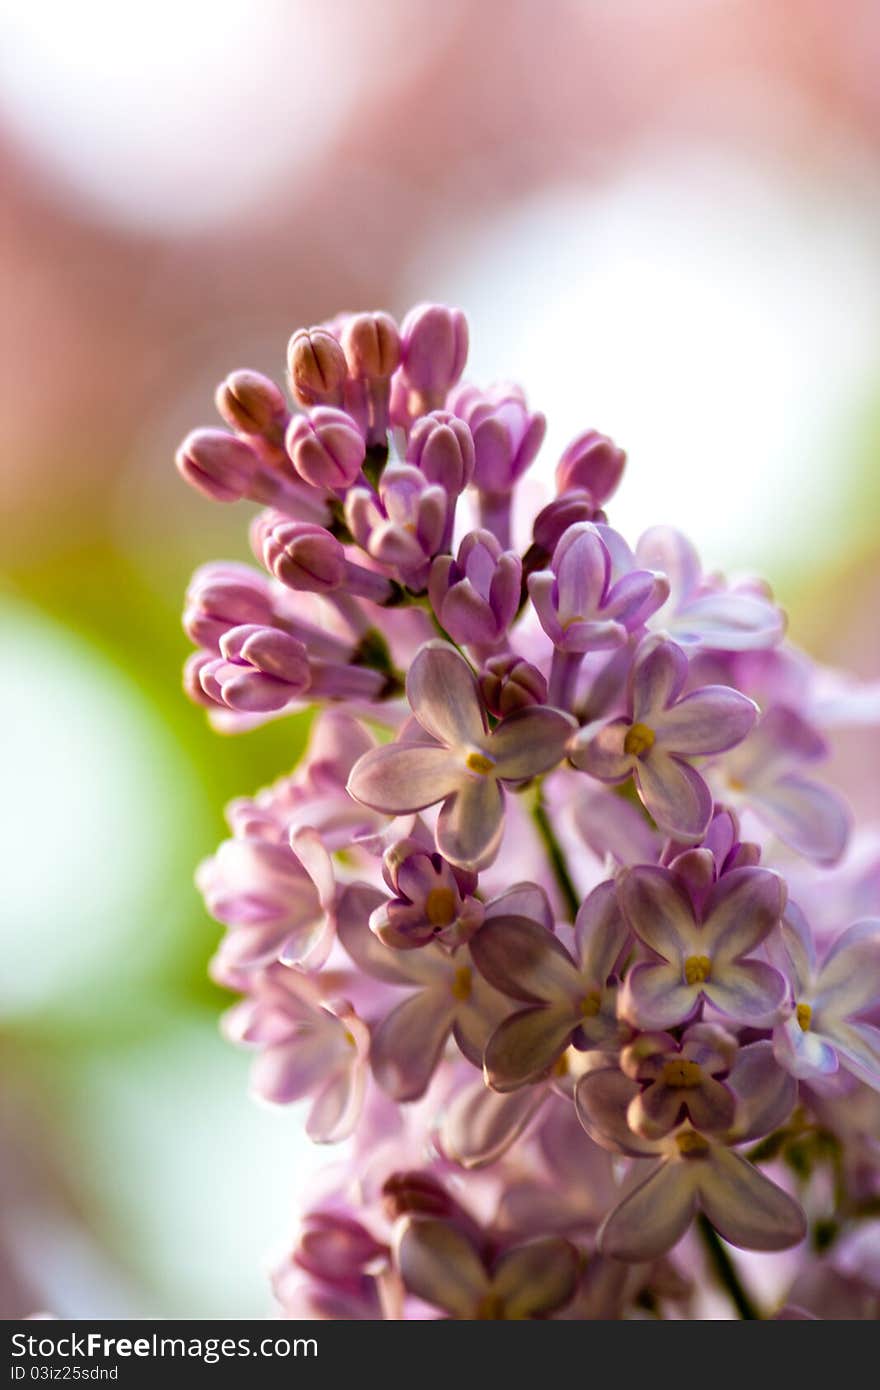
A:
[394,1218,488,1317]
[490,706,577,781]
[618,865,698,960]
[773,1016,839,1080]
[604,569,667,629]
[698,1148,806,1251]
[704,960,786,1022]
[250,1034,334,1105]
[574,879,630,982]
[554,524,610,621]
[767,902,815,998]
[569,718,632,781]
[814,920,880,1022]
[702,866,787,962]
[469,915,580,1003]
[629,1077,735,1140]
[655,686,757,755]
[347,742,461,814]
[728,1039,798,1142]
[749,773,850,865]
[636,750,712,841]
[484,1004,578,1091]
[436,777,505,870]
[598,1161,698,1261]
[572,786,663,866]
[336,883,426,985]
[439,1078,546,1169]
[825,1020,880,1090]
[406,641,487,747]
[453,973,513,1066]
[624,961,700,1029]
[485,882,554,930]
[636,526,701,607]
[491,1238,579,1317]
[574,1066,662,1157]
[669,591,785,651]
[631,639,689,721]
[370,988,455,1101]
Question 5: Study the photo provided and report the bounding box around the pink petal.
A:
[307,1064,365,1144]
[406,641,487,747]
[826,1020,880,1091]
[370,988,455,1101]
[485,882,554,930]
[698,1148,806,1251]
[336,883,425,985]
[469,915,580,1003]
[452,974,513,1066]
[484,1004,578,1091]
[491,1238,579,1317]
[636,750,712,841]
[573,786,664,866]
[347,742,462,814]
[668,591,785,651]
[394,1218,488,1317]
[490,706,577,781]
[436,777,505,870]
[636,526,701,608]
[250,1034,332,1104]
[598,1161,698,1261]
[439,1078,547,1169]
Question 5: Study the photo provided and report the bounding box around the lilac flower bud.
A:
[406,411,475,495]
[285,407,366,491]
[448,383,546,496]
[215,370,288,448]
[345,464,448,591]
[382,1173,475,1229]
[287,327,348,408]
[295,1211,386,1284]
[428,530,521,647]
[480,654,548,718]
[183,562,275,649]
[255,512,395,604]
[342,311,401,382]
[256,516,346,592]
[532,489,599,553]
[202,624,311,712]
[556,429,626,507]
[175,428,261,503]
[399,303,469,412]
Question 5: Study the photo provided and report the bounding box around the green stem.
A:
[530,787,580,920]
[696,1215,760,1320]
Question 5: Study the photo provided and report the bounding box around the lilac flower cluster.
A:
[177,304,880,1320]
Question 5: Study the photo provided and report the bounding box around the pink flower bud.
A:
[175,428,261,502]
[556,429,626,506]
[214,370,288,445]
[480,654,548,718]
[285,407,366,490]
[532,489,598,553]
[406,411,475,495]
[183,562,275,649]
[342,311,401,381]
[399,303,469,407]
[255,517,347,592]
[287,327,348,408]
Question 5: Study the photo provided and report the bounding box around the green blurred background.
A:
[1,0,879,1318]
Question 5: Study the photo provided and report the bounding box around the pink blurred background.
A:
[1,0,878,1317]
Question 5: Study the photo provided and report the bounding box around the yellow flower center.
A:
[425,886,457,927]
[661,1058,703,1089]
[675,1130,710,1159]
[343,1028,357,1048]
[552,1052,570,1077]
[451,965,472,1001]
[465,750,495,776]
[684,954,712,985]
[624,722,656,758]
[796,1001,812,1032]
[580,990,602,1018]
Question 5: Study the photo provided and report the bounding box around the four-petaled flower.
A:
[571,637,758,840]
[618,863,787,1028]
[347,642,575,869]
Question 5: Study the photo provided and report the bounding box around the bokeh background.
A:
[2,0,879,1318]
